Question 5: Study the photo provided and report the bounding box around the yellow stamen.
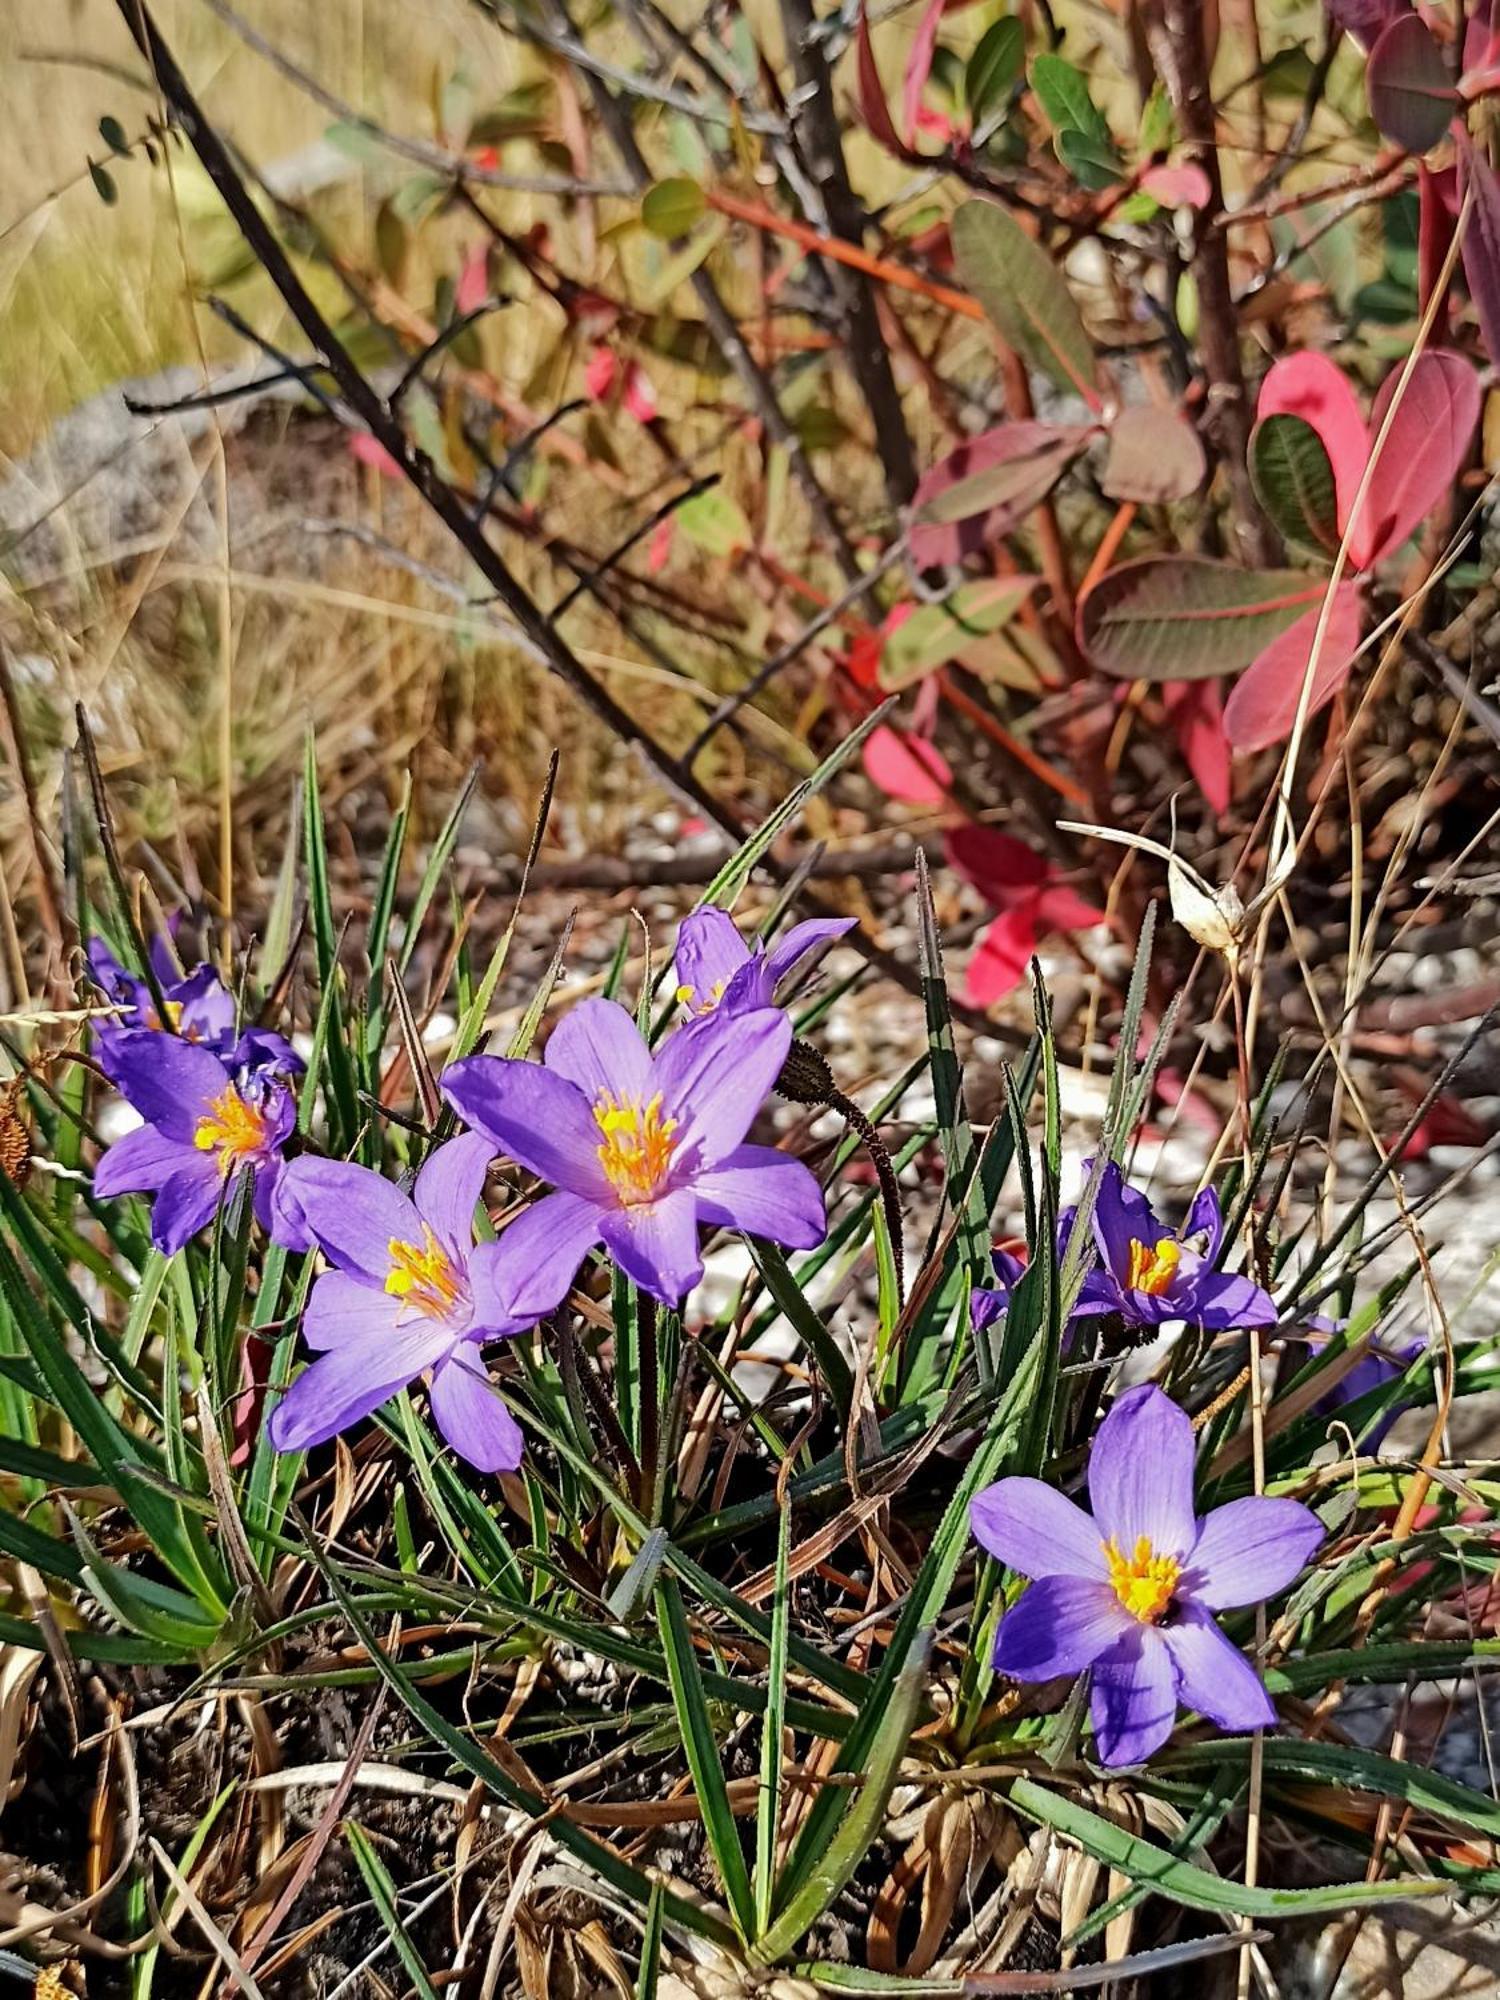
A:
[594,1089,677,1204]
[1126,1236,1181,1296]
[1103,1534,1181,1624]
[193,1085,270,1171]
[675,978,728,1015]
[385,1224,463,1318]
[146,998,185,1033]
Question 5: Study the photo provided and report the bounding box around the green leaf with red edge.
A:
[1079,557,1324,681]
[1366,13,1456,154]
[1249,412,1342,557]
[950,199,1100,403]
[908,421,1094,565]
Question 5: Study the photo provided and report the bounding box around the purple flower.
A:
[88,937,300,1083]
[972,1385,1322,1766]
[265,1135,525,1473]
[1304,1317,1423,1448]
[972,1247,1026,1335]
[673,909,855,1019]
[441,997,826,1312]
[1071,1165,1275,1332]
[92,1037,297,1255]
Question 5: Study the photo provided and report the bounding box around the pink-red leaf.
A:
[964,901,1039,1005]
[1458,136,1500,372]
[1366,13,1457,154]
[1221,579,1364,752]
[1138,162,1212,210]
[863,727,951,803]
[1035,884,1108,932]
[1257,351,1369,537]
[1163,680,1232,814]
[908,422,1093,564]
[903,0,947,146]
[1357,349,1480,565]
[856,2,913,158]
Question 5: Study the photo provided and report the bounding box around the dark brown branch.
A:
[775,0,919,515]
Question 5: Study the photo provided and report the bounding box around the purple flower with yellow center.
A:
[971,1385,1321,1766]
[92,1037,296,1255]
[88,936,300,1083]
[1072,1164,1275,1331]
[265,1135,524,1473]
[441,997,826,1314]
[672,908,855,1019]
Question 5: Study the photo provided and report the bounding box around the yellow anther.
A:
[1126,1236,1182,1296]
[385,1224,463,1318]
[1103,1534,1181,1623]
[193,1086,269,1170]
[594,1089,677,1204]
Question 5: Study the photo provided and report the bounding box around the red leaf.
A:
[584,345,617,400]
[856,2,912,158]
[621,359,659,423]
[1458,134,1500,371]
[964,899,1039,1005]
[1326,0,1407,49]
[863,726,951,803]
[1418,162,1459,328]
[647,516,674,572]
[1357,349,1480,565]
[1366,12,1457,153]
[1257,352,1369,539]
[456,242,489,316]
[1163,679,1232,813]
[1222,580,1364,752]
[945,824,1047,904]
[903,0,947,146]
[1465,0,1500,76]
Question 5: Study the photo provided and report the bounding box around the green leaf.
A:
[878,578,1038,689]
[1009,1779,1448,1917]
[950,200,1098,401]
[642,176,708,238]
[676,488,753,556]
[1056,127,1123,188]
[1165,1735,1500,1842]
[346,1822,441,2000]
[747,1242,855,1407]
[656,1577,756,1940]
[966,19,1025,121]
[755,1499,793,1938]
[89,160,119,205]
[1030,55,1110,145]
[100,115,130,156]
[1078,557,1322,680]
[1249,413,1341,557]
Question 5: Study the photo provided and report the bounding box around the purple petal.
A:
[1091,1163,1168,1282]
[992,1576,1130,1680]
[599,1184,703,1302]
[1190,1268,1278,1330]
[174,968,238,1052]
[542,998,654,1103]
[266,1158,314,1252]
[1184,1184,1223,1260]
[302,1268,398,1350]
[441,1056,611,1200]
[279,1157,418,1285]
[970,1477,1110,1580]
[473,1189,604,1324]
[1089,1627,1177,1767]
[266,1318,453,1454]
[93,1123,195,1198]
[762,916,857,989]
[674,909,751,1013]
[692,1144,826,1250]
[149,1160,226,1254]
[971,1286,1007,1336]
[413,1132,493,1259]
[1182,1496,1322,1609]
[653,1007,791,1174]
[105,1036,234,1140]
[1088,1385,1197,1559]
[428,1350,524,1472]
[1161,1604,1275,1733]
[233,1027,304,1079]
